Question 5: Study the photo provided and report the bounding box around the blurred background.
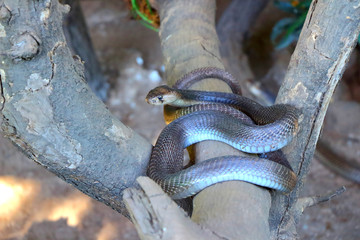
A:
[0,0,359,239]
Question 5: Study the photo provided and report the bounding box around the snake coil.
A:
[146,67,299,199]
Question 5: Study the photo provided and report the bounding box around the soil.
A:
[0,1,359,240]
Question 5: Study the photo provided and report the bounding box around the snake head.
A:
[146,85,178,105]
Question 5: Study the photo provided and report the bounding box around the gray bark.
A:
[0,0,152,217]
[270,0,360,238]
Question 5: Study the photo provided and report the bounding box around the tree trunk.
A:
[270,1,360,238]
[0,0,151,217]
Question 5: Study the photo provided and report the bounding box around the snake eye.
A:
[157,96,163,103]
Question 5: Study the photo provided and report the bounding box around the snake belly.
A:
[147,110,297,199]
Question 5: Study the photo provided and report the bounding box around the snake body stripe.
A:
[163,103,254,125]
[147,110,297,198]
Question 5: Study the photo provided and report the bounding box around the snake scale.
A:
[146,67,299,199]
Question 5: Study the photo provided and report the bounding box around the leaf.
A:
[272,11,307,49]
[274,0,297,14]
[271,18,296,43]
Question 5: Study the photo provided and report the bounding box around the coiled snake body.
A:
[146,68,299,199]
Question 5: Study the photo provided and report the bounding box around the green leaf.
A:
[131,0,159,32]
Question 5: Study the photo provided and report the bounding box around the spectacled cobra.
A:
[146,67,299,200]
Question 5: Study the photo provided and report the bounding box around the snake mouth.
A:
[145,97,162,105]
[146,96,168,105]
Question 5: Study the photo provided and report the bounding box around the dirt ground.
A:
[0,1,359,240]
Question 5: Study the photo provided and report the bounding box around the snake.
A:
[172,67,242,95]
[146,68,299,199]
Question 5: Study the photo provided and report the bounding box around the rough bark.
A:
[124,177,223,240]
[270,1,360,239]
[0,0,152,217]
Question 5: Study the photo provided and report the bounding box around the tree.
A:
[0,0,359,239]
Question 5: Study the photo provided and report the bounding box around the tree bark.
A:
[0,0,151,217]
[270,1,360,238]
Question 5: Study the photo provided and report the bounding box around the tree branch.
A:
[0,0,151,217]
[124,177,223,240]
[270,0,360,238]
[153,0,271,239]
[217,0,268,98]
[61,0,109,101]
